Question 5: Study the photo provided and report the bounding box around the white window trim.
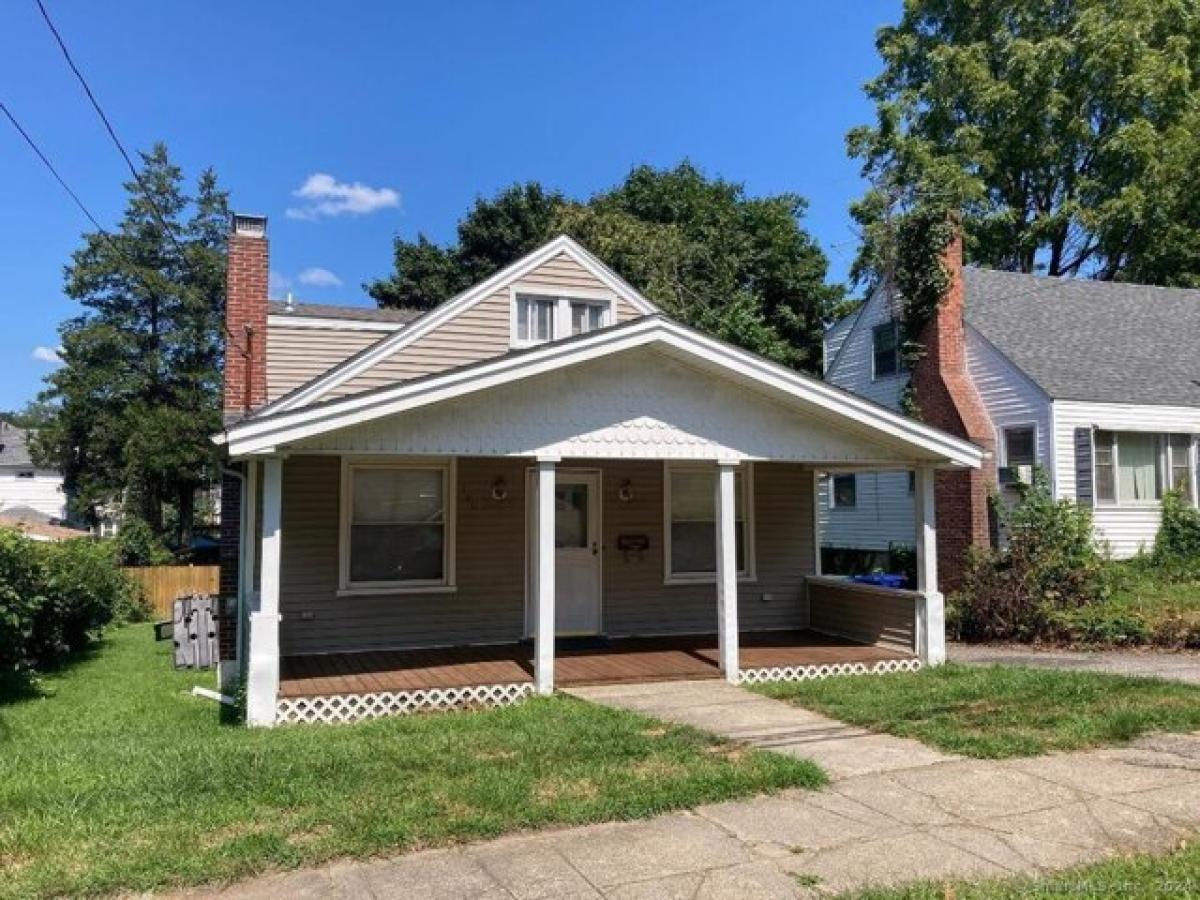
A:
[1094,430,1192,509]
[338,456,457,596]
[999,422,1039,467]
[870,320,902,382]
[509,285,616,348]
[662,461,756,585]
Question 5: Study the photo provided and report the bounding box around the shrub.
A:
[0,527,140,672]
[113,516,173,566]
[1155,486,1200,562]
[952,469,1106,641]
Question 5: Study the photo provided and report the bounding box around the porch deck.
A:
[278,630,912,698]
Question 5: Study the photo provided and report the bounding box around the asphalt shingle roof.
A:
[0,420,35,468]
[963,268,1200,406]
[267,300,423,325]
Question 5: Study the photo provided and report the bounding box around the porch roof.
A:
[217,315,985,468]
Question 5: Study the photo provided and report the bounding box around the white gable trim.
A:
[219,317,985,468]
[270,236,659,413]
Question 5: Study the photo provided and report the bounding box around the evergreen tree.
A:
[35,144,228,549]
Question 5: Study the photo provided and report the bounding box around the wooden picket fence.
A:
[124,565,220,618]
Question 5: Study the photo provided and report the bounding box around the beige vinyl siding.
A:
[326,253,645,399]
[807,577,917,652]
[278,457,814,655]
[266,325,386,403]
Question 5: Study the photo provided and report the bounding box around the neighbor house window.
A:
[1094,431,1194,506]
[831,474,857,508]
[513,291,614,346]
[1003,426,1036,467]
[341,461,454,590]
[515,295,556,344]
[872,321,902,379]
[665,464,754,581]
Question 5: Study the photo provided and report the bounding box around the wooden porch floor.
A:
[279,630,911,698]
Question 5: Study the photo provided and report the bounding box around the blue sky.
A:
[0,0,898,410]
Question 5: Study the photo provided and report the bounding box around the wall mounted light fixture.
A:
[491,477,508,502]
[618,479,634,502]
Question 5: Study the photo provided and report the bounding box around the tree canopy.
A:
[849,0,1200,287]
[367,163,842,372]
[35,144,227,548]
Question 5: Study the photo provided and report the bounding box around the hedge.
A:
[0,527,143,673]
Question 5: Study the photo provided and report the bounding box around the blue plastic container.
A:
[849,573,906,589]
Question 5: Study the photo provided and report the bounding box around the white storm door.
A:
[552,472,601,635]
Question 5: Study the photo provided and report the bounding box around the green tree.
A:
[35,144,228,549]
[367,163,841,371]
[850,0,1200,285]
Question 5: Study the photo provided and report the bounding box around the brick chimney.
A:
[223,214,269,421]
[909,229,996,590]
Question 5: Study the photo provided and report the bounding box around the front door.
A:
[528,470,602,636]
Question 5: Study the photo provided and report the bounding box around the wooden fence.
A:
[124,565,220,618]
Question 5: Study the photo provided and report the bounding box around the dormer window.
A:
[511,290,614,347]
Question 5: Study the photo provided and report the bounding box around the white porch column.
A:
[534,457,557,695]
[913,464,946,666]
[715,460,740,682]
[246,456,282,726]
[238,461,258,670]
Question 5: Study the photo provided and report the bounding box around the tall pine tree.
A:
[36,144,228,549]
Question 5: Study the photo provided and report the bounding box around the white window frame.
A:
[1093,431,1194,508]
[338,457,457,596]
[662,461,756,585]
[509,285,616,348]
[871,320,902,381]
[1000,423,1038,467]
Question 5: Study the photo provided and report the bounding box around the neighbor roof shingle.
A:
[267,300,423,325]
[963,268,1200,407]
[0,420,36,468]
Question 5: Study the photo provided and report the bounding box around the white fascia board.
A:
[267,314,405,333]
[222,317,986,468]
[271,235,659,413]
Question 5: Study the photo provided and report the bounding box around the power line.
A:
[33,0,246,356]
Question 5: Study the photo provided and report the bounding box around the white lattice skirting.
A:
[737,657,922,685]
[275,682,535,725]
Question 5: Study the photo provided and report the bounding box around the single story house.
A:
[821,241,1200,568]
[214,214,982,726]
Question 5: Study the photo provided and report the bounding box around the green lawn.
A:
[0,626,823,899]
[846,840,1200,899]
[754,663,1200,758]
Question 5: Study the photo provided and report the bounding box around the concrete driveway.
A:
[950,643,1200,685]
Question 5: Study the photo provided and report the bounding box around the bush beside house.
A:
[0,527,143,675]
[950,475,1200,649]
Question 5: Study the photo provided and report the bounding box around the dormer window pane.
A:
[571,301,605,335]
[516,295,555,343]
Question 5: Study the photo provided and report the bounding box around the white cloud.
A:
[285,172,400,220]
[296,267,343,288]
[32,345,62,364]
[268,270,292,299]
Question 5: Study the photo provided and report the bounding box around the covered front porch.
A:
[222,324,981,726]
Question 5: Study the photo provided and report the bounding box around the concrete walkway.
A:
[183,730,1200,899]
[950,643,1200,685]
[565,680,954,780]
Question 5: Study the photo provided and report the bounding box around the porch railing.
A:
[806,574,919,654]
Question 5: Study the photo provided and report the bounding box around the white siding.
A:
[823,286,908,410]
[966,326,1052,480]
[0,471,66,519]
[1051,400,1200,558]
[820,287,914,552]
[818,471,915,551]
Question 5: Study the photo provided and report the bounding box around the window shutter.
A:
[1074,427,1093,507]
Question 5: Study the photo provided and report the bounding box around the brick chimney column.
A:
[223,214,269,421]
[218,214,269,684]
[909,230,996,591]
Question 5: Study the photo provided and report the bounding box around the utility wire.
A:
[33,0,247,355]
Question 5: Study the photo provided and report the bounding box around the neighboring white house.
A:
[822,269,1200,561]
[0,419,67,521]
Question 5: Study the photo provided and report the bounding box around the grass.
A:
[753,663,1200,758]
[0,626,823,899]
[846,840,1200,899]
